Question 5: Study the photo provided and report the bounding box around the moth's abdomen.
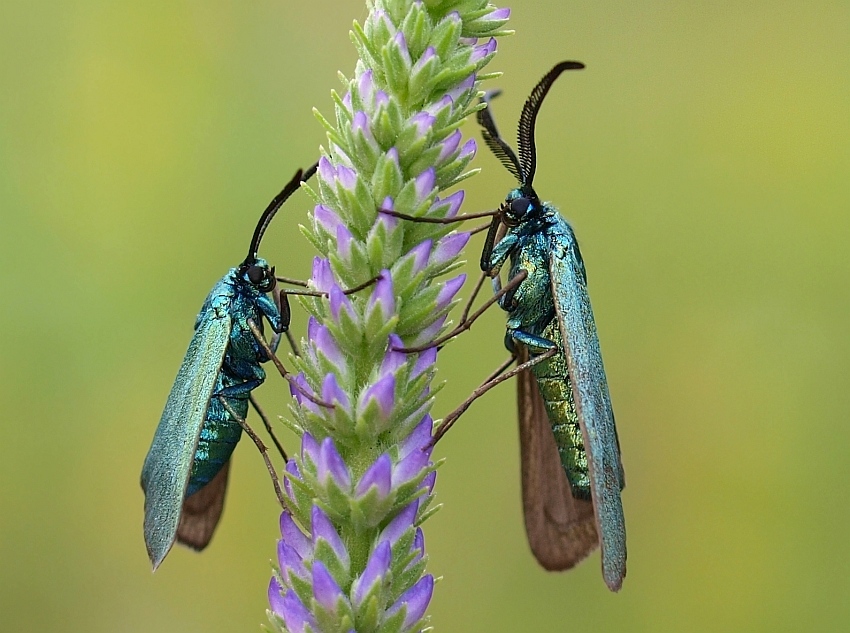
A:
[531,320,590,498]
[185,372,245,497]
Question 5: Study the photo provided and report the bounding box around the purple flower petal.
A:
[421,470,437,493]
[405,528,425,569]
[381,335,407,375]
[312,506,350,569]
[290,373,319,414]
[278,539,308,584]
[314,325,344,367]
[434,190,464,219]
[359,69,375,105]
[285,458,301,479]
[386,146,399,167]
[321,373,351,413]
[372,9,394,34]
[283,459,302,502]
[387,575,434,628]
[359,373,396,420]
[437,129,462,162]
[355,453,392,499]
[410,112,435,137]
[425,94,454,119]
[336,224,354,260]
[307,316,320,342]
[431,233,470,267]
[408,240,432,275]
[317,156,335,187]
[268,577,287,617]
[393,444,430,485]
[375,208,398,232]
[486,7,511,20]
[337,164,357,192]
[353,110,373,138]
[314,204,342,235]
[412,347,437,379]
[280,590,318,633]
[393,32,411,65]
[458,137,476,161]
[443,11,462,29]
[400,416,433,458]
[367,272,395,322]
[435,274,466,311]
[413,168,436,204]
[301,432,320,465]
[378,197,399,230]
[378,501,419,547]
[318,436,351,490]
[375,89,389,109]
[412,46,436,74]
[471,37,497,63]
[312,257,335,293]
[412,527,425,560]
[289,373,305,405]
[352,540,391,607]
[279,511,311,559]
[312,560,346,613]
[341,91,352,111]
[412,314,447,347]
[446,73,475,102]
[329,284,353,321]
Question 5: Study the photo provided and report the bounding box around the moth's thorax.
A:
[197,264,268,324]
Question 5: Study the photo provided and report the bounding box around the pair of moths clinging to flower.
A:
[140,61,626,592]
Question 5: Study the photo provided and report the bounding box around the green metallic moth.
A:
[140,165,315,570]
[476,61,627,591]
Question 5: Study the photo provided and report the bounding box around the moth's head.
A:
[239,257,276,293]
[501,186,541,227]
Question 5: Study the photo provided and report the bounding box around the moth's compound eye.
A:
[509,197,532,217]
[246,265,275,292]
[247,266,265,285]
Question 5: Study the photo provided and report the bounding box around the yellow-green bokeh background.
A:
[2,1,848,631]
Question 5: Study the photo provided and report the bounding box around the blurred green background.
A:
[1,1,848,631]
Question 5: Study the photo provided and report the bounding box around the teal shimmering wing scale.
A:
[549,238,626,590]
[140,311,230,569]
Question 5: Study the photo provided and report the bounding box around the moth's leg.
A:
[430,347,558,445]
[254,292,288,356]
[281,331,300,358]
[483,231,517,278]
[253,290,299,357]
[510,329,557,354]
[249,395,288,462]
[215,377,263,399]
[277,275,382,297]
[247,318,333,409]
[395,270,528,353]
[377,208,497,224]
[219,397,286,508]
